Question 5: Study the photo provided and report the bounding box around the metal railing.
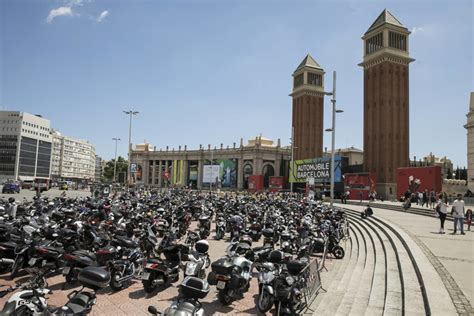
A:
[299,258,323,309]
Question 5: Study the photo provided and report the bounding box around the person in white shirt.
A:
[451,194,466,235]
[435,194,448,234]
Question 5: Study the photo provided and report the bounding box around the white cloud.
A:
[96,10,109,22]
[411,27,425,34]
[46,6,74,24]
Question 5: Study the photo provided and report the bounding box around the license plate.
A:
[141,272,150,280]
[28,258,36,266]
[217,281,226,289]
[63,267,71,275]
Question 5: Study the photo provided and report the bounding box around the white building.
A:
[94,155,103,181]
[0,111,53,181]
[51,131,96,181]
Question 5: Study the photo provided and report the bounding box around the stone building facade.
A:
[359,9,414,199]
[291,54,325,160]
[131,137,291,189]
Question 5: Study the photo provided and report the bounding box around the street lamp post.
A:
[290,126,297,193]
[123,110,139,186]
[210,147,214,192]
[324,71,343,208]
[112,138,121,182]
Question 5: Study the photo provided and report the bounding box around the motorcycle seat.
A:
[76,251,98,262]
[44,246,65,254]
[175,301,197,314]
[0,241,17,249]
[114,236,138,248]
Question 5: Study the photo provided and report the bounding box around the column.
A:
[164,161,169,187]
[151,160,156,186]
[197,159,203,189]
[253,157,263,175]
[183,159,189,187]
[143,160,149,185]
[274,158,281,177]
[158,161,163,187]
[237,158,244,189]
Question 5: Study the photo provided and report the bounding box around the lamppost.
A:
[324,71,343,207]
[123,110,139,186]
[210,147,215,192]
[112,138,121,183]
[290,126,298,193]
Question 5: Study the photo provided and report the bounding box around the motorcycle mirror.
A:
[148,305,158,314]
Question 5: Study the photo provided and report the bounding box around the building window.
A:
[389,31,407,51]
[307,72,322,86]
[365,32,384,55]
[294,73,304,88]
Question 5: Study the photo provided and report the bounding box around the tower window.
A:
[389,31,407,51]
[294,74,304,88]
[307,73,322,86]
[365,32,384,55]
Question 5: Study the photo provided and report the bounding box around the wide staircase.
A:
[309,207,469,316]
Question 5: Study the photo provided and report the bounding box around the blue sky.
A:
[1,0,472,168]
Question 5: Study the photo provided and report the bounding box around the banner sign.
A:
[203,165,220,183]
[289,155,341,183]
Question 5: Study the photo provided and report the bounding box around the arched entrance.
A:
[243,163,253,189]
[262,164,275,188]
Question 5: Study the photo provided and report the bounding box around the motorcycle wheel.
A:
[142,272,158,293]
[110,269,124,291]
[65,271,76,284]
[10,256,24,279]
[257,289,273,314]
[332,246,345,259]
[215,230,223,240]
[218,289,233,305]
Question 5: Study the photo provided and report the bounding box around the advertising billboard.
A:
[248,175,263,193]
[203,159,237,187]
[396,166,442,199]
[269,176,284,192]
[289,155,342,183]
[203,165,220,183]
[344,172,376,200]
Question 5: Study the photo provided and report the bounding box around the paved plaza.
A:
[0,191,472,315]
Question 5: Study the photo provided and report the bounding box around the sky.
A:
[1,0,472,168]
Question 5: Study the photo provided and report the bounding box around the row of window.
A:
[22,121,49,132]
[366,31,407,55]
[293,72,322,88]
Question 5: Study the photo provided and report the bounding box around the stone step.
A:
[367,214,458,315]
[335,219,375,316]
[309,229,354,311]
[316,220,364,314]
[367,218,425,316]
[342,218,378,316]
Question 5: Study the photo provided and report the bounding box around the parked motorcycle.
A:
[109,247,145,291]
[0,266,110,315]
[141,244,182,293]
[147,276,209,316]
[183,240,209,279]
[207,242,252,305]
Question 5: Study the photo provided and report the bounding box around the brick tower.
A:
[360,9,414,198]
[291,54,325,160]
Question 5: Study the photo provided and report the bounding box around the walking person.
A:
[422,189,428,207]
[451,194,466,235]
[465,209,472,231]
[435,194,448,234]
[429,189,436,208]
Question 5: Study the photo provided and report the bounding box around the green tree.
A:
[103,156,128,182]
